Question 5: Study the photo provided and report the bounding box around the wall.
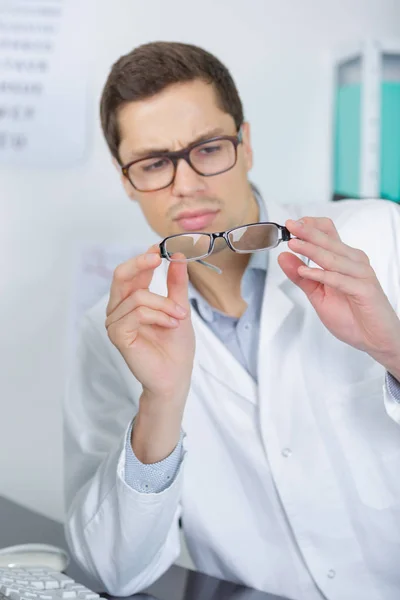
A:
[0,0,399,524]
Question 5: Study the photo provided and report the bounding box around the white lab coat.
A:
[64,196,400,600]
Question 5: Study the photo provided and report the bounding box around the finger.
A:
[288,239,374,279]
[106,289,187,330]
[278,251,321,298]
[287,216,341,241]
[166,253,190,311]
[286,218,370,264]
[107,306,180,346]
[297,264,371,297]
[107,245,161,315]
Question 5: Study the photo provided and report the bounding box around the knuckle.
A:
[132,288,146,306]
[325,251,339,269]
[113,264,127,283]
[105,322,116,341]
[320,217,335,232]
[164,297,175,311]
[364,265,376,280]
[134,305,146,320]
[356,249,370,264]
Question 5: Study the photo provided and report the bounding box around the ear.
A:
[112,157,137,202]
[240,122,253,172]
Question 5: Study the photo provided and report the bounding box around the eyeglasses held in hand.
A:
[159,222,292,274]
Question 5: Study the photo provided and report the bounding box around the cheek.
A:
[139,202,162,224]
[136,191,172,235]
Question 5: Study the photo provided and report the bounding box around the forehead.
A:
[118,79,236,161]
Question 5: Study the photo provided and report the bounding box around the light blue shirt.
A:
[124,190,400,492]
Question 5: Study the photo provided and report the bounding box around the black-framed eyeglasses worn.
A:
[121,129,243,192]
[159,222,292,274]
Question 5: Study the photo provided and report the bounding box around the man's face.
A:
[117,79,255,240]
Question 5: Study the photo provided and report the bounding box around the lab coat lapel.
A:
[191,308,258,405]
[256,198,309,421]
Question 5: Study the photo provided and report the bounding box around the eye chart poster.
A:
[0,0,94,167]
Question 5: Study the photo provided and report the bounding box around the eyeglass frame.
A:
[121,128,244,192]
[159,222,292,272]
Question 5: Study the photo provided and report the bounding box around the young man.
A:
[64,42,400,600]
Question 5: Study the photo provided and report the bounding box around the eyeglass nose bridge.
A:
[207,230,232,254]
[169,148,204,180]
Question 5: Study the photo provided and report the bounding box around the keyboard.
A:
[0,567,104,600]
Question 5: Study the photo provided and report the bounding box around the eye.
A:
[142,158,170,172]
[198,143,221,155]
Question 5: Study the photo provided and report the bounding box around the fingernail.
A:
[145,253,158,263]
[175,304,187,316]
[169,317,179,326]
[296,219,305,226]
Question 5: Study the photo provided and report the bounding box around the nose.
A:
[171,157,207,197]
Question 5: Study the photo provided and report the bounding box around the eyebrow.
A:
[126,127,228,162]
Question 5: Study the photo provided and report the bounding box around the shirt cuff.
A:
[385,371,400,404]
[124,419,185,493]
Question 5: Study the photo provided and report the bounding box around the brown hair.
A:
[100,41,244,162]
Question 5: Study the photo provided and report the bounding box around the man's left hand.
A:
[278,217,400,380]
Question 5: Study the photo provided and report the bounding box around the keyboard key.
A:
[48,578,72,590]
[0,568,105,600]
[43,584,58,591]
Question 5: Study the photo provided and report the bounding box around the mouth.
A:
[174,209,220,232]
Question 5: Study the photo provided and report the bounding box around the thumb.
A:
[166,255,190,310]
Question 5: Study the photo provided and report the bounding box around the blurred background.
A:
[0,0,399,527]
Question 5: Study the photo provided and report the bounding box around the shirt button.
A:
[327,570,336,579]
[244,323,251,331]
[281,448,292,458]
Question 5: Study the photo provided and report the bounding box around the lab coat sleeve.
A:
[63,310,185,596]
[383,202,400,425]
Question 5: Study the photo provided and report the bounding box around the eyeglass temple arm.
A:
[159,246,223,274]
[197,260,222,274]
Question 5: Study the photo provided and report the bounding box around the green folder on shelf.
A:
[381,82,400,202]
[334,82,400,202]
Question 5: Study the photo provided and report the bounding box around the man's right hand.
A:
[105,246,195,463]
[106,245,195,400]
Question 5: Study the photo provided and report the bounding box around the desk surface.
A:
[0,496,285,600]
